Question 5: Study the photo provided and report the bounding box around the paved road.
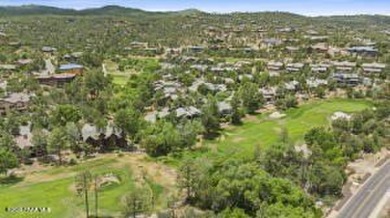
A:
[338,161,390,218]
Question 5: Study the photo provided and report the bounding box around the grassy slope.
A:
[0,156,166,218]
[213,99,372,157]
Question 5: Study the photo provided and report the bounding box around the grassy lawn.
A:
[112,75,129,86]
[213,98,372,157]
[0,155,170,218]
[161,98,372,165]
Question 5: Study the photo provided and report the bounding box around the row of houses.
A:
[266,61,386,74]
[13,122,128,159]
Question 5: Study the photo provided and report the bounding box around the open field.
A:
[112,75,129,86]
[104,57,159,85]
[0,154,176,218]
[161,98,373,165]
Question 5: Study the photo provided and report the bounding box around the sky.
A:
[0,0,389,16]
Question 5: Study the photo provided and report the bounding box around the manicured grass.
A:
[0,156,165,218]
[212,99,372,157]
[112,75,129,86]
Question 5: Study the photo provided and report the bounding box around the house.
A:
[59,63,84,75]
[285,81,300,91]
[63,52,83,62]
[310,63,330,73]
[285,46,300,53]
[81,123,127,151]
[361,63,386,74]
[190,64,208,72]
[333,73,360,86]
[259,87,277,103]
[362,77,373,86]
[154,80,182,101]
[13,123,47,158]
[0,64,17,71]
[267,61,284,72]
[238,74,254,81]
[210,66,235,73]
[41,46,57,53]
[305,35,328,42]
[217,102,233,116]
[306,30,319,35]
[277,27,294,33]
[130,41,148,49]
[37,73,76,87]
[263,38,283,47]
[144,108,170,123]
[333,61,356,72]
[286,63,304,73]
[175,106,201,119]
[16,59,33,66]
[306,78,328,88]
[309,43,329,53]
[347,46,378,57]
[0,92,32,115]
[187,46,205,53]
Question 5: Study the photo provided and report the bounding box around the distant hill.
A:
[0,5,205,17]
[0,5,76,16]
[0,5,388,25]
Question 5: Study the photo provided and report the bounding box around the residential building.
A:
[0,92,32,115]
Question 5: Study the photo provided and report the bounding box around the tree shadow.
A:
[203,131,221,140]
[0,175,24,186]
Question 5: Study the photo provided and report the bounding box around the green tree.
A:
[141,121,180,156]
[65,122,82,156]
[239,82,264,114]
[201,96,220,137]
[230,93,243,125]
[47,127,69,165]
[178,159,198,200]
[75,171,92,218]
[114,108,142,140]
[0,149,19,175]
[51,104,81,126]
[177,120,203,149]
[123,186,153,218]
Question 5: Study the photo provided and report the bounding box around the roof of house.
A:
[81,123,122,141]
[176,106,201,118]
[16,59,33,65]
[306,78,328,88]
[59,63,84,71]
[347,46,378,52]
[42,46,57,52]
[2,92,32,104]
[263,38,282,44]
[259,87,277,96]
[267,61,284,67]
[362,63,386,69]
[285,81,299,90]
[52,73,77,79]
[217,102,232,113]
[0,64,17,70]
